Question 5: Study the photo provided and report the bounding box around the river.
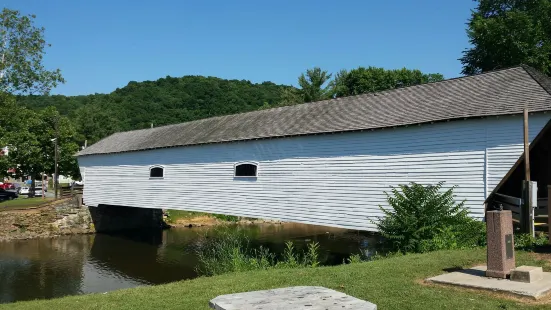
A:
[0,223,379,304]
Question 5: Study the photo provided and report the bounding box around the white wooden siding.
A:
[78,114,551,231]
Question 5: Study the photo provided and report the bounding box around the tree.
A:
[334,66,444,97]
[297,67,332,102]
[0,8,64,94]
[328,69,348,98]
[1,106,80,193]
[72,104,120,145]
[460,0,551,75]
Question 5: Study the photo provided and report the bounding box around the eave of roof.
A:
[77,65,551,157]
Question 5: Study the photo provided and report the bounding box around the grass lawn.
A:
[2,248,551,310]
[0,197,54,211]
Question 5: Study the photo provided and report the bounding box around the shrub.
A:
[373,182,486,254]
[515,233,548,251]
[195,227,321,276]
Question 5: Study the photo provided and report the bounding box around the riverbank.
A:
[0,198,94,241]
[165,210,284,227]
[0,200,283,242]
[3,248,551,310]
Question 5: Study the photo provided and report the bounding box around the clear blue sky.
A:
[12,0,476,96]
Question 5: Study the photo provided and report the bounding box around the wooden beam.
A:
[549,185,551,244]
[524,109,531,181]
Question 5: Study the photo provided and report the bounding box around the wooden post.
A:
[522,110,535,236]
[521,109,530,234]
[548,186,551,244]
[524,109,530,181]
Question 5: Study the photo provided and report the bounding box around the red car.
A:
[0,183,16,190]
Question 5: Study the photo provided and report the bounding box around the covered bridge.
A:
[77,66,551,231]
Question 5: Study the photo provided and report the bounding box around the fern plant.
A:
[373,182,484,253]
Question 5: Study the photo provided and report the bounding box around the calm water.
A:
[0,223,379,304]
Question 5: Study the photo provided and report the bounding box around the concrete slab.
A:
[209,286,377,310]
[511,266,544,283]
[427,266,551,299]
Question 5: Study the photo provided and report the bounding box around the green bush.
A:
[195,227,321,276]
[515,233,548,251]
[373,182,486,254]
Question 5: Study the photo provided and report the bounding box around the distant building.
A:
[77,66,551,231]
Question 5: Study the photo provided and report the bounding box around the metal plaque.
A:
[505,234,514,259]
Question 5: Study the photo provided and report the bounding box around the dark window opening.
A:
[150,167,164,178]
[235,163,257,177]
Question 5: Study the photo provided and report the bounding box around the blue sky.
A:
[12,1,476,96]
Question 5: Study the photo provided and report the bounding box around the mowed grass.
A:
[3,248,551,310]
[0,197,54,211]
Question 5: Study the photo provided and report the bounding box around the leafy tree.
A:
[275,87,305,108]
[334,66,444,97]
[1,106,80,190]
[328,69,348,98]
[297,67,332,102]
[72,104,120,145]
[0,9,74,191]
[0,8,64,94]
[461,0,551,75]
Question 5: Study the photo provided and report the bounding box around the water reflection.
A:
[0,223,378,304]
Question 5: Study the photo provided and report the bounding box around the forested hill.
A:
[17,76,292,144]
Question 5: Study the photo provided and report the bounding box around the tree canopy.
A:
[332,67,444,97]
[461,0,551,75]
[0,8,75,185]
[0,8,64,94]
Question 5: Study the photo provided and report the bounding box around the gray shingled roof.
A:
[78,65,551,156]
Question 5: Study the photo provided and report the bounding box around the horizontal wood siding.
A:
[78,114,551,231]
[486,114,549,195]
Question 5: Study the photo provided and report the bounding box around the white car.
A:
[19,187,45,196]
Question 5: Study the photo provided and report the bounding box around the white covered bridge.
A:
[77,66,551,231]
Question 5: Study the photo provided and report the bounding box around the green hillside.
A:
[17,76,292,145]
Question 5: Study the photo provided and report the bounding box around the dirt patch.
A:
[174,215,221,227]
[170,215,284,228]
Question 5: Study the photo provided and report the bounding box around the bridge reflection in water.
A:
[0,223,379,304]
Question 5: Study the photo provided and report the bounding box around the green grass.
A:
[0,197,54,211]
[2,248,551,309]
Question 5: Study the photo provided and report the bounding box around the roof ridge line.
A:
[520,64,551,96]
[107,66,530,136]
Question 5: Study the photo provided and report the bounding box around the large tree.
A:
[0,8,73,191]
[333,67,444,97]
[0,8,64,94]
[460,0,551,75]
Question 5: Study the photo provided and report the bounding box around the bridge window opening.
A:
[234,163,258,177]
[150,166,164,178]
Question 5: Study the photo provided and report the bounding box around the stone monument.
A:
[486,210,515,278]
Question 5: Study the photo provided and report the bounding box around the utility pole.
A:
[54,118,59,200]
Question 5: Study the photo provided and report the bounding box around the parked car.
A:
[19,187,45,196]
[19,187,29,195]
[0,183,16,190]
[34,181,47,192]
[0,188,18,201]
[34,188,44,196]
